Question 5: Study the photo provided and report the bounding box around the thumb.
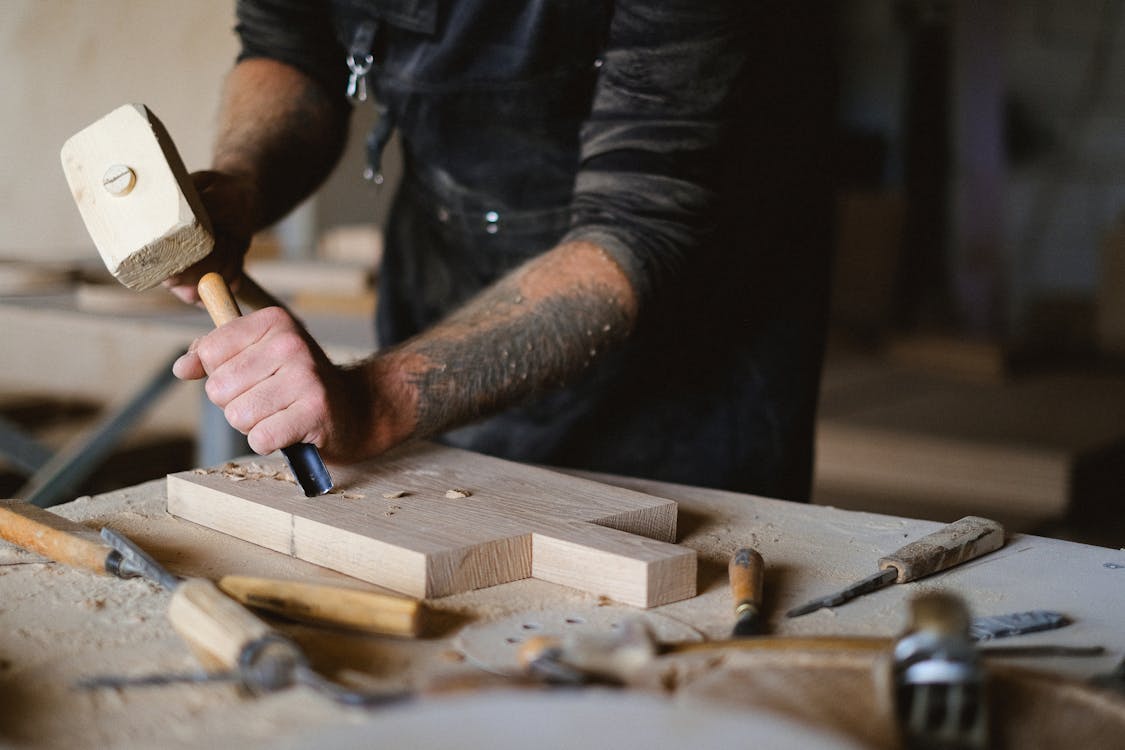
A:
[172,340,207,380]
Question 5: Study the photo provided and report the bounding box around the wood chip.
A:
[218,461,296,484]
[382,490,410,499]
[445,488,472,499]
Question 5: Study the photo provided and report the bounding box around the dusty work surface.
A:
[1,470,1123,748]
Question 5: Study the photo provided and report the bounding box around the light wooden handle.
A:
[879,516,1005,583]
[167,577,300,671]
[0,499,113,574]
[218,575,424,637]
[197,271,242,327]
[728,547,765,614]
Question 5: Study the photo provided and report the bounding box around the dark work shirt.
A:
[234,0,838,499]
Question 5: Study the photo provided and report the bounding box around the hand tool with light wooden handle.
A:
[728,547,766,636]
[0,499,418,636]
[218,575,422,637]
[99,526,307,692]
[0,499,138,577]
[786,516,1005,618]
[197,271,334,497]
[99,527,405,705]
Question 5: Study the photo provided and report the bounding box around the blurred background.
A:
[0,1,1123,546]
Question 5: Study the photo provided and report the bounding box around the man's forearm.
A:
[361,241,639,453]
[212,57,350,230]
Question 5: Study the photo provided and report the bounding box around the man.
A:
[170,1,837,501]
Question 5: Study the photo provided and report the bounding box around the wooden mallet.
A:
[60,104,333,497]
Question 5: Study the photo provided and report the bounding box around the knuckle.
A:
[204,376,229,406]
[223,402,254,434]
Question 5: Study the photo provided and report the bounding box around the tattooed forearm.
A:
[381,242,637,441]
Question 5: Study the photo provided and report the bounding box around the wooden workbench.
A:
[0,466,1121,748]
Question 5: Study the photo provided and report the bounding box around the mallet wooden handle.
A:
[217,575,423,637]
[729,547,765,617]
[197,271,243,327]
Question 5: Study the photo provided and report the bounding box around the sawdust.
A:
[382,490,410,499]
[444,488,472,499]
[1,470,1120,747]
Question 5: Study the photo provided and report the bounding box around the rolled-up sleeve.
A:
[235,0,348,98]
[561,1,748,306]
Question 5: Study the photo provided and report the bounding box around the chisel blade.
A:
[99,527,180,591]
[786,568,897,618]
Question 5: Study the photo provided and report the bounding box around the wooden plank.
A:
[167,442,696,607]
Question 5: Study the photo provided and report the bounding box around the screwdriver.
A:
[786,516,1004,618]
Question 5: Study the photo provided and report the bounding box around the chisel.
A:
[786,516,1005,618]
[196,272,333,497]
[0,499,421,636]
[728,547,766,636]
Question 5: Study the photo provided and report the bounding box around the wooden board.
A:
[166,442,697,608]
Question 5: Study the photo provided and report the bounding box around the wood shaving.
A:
[342,493,365,500]
[216,461,297,484]
[445,488,472,499]
[382,490,410,499]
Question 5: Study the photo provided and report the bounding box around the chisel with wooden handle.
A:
[729,547,766,636]
[0,499,420,636]
[85,528,405,705]
[197,271,334,498]
[786,516,1005,618]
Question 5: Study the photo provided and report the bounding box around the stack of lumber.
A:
[814,354,1125,529]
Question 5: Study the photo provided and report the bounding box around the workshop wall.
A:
[0,1,237,261]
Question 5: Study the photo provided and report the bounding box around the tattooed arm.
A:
[164,57,350,304]
[173,239,636,462]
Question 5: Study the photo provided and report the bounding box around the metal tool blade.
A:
[968,610,1069,641]
[281,442,334,497]
[731,606,766,637]
[99,527,180,590]
[76,669,242,690]
[786,568,897,618]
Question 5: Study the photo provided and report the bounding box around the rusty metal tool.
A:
[729,547,767,637]
[0,499,420,637]
[197,272,333,496]
[968,610,1068,642]
[891,592,988,750]
[787,516,1005,618]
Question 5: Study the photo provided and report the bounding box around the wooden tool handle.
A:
[0,500,113,574]
[728,547,765,614]
[167,577,301,672]
[197,271,242,327]
[879,516,1004,583]
[217,575,423,637]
